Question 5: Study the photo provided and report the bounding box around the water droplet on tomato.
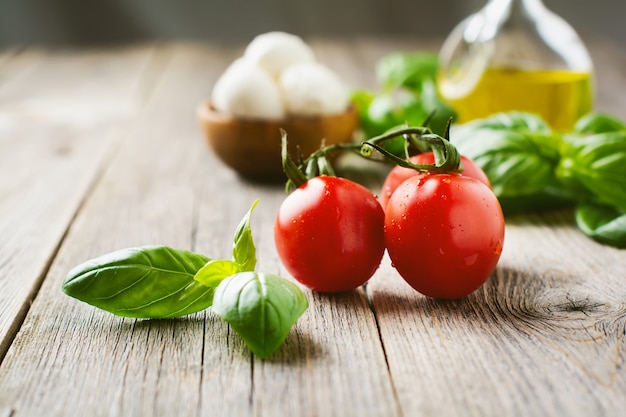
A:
[442,178,451,184]
[464,253,479,266]
[494,240,503,255]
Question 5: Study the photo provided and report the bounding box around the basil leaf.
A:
[367,91,429,132]
[452,112,573,213]
[232,200,258,272]
[376,52,439,90]
[464,111,552,131]
[212,272,308,358]
[419,79,457,136]
[62,246,213,318]
[575,204,626,248]
[557,130,626,211]
[352,52,455,138]
[351,89,379,139]
[575,112,626,134]
[194,259,239,288]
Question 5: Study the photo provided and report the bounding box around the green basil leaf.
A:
[574,112,626,134]
[376,52,439,90]
[62,246,213,318]
[212,272,308,358]
[557,131,626,210]
[367,90,427,131]
[351,89,379,138]
[452,112,573,213]
[232,199,258,272]
[575,204,626,248]
[419,79,457,136]
[464,111,552,132]
[194,259,240,288]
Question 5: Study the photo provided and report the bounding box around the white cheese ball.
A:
[244,32,316,77]
[278,62,350,116]
[211,58,286,120]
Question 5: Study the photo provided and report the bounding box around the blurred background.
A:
[0,0,624,47]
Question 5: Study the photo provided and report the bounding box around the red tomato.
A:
[385,174,504,299]
[274,175,385,292]
[379,152,491,210]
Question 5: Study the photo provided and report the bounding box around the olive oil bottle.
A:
[438,0,594,131]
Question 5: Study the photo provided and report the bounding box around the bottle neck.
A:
[485,0,547,21]
[478,0,592,71]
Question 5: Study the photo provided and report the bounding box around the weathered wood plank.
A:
[0,37,624,417]
[0,45,158,360]
[0,43,233,417]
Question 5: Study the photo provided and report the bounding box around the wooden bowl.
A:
[196,102,358,182]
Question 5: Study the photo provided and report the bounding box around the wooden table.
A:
[0,38,624,417]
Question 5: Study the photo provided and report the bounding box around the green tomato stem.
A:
[361,126,462,173]
[281,125,462,193]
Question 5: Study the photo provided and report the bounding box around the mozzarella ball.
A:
[211,58,286,120]
[244,32,316,77]
[278,62,350,116]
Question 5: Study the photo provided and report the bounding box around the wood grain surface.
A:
[0,38,624,417]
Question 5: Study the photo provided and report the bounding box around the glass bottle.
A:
[437,0,594,131]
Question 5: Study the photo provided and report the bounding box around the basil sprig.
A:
[352,52,456,140]
[62,200,308,358]
[452,112,573,213]
[451,111,626,248]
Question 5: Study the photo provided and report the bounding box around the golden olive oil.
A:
[441,68,593,131]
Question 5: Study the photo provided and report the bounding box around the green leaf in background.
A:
[376,52,439,90]
[352,89,425,140]
[419,78,457,136]
[352,51,456,138]
[451,112,573,213]
[212,272,309,358]
[575,204,626,248]
[557,130,626,211]
[62,246,212,318]
[574,112,626,134]
[232,199,259,272]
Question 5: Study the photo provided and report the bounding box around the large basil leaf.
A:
[212,272,308,358]
[452,112,572,213]
[556,130,626,211]
[62,246,213,318]
[575,204,626,248]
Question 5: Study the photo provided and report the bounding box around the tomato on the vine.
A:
[379,152,491,210]
[385,174,504,299]
[274,175,385,293]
